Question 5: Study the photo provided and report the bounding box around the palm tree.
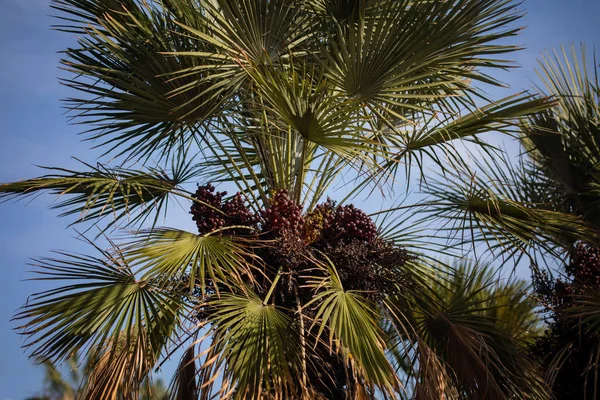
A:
[1,0,554,398]
[28,354,169,400]
[387,262,544,399]
[519,46,600,398]
[423,44,600,396]
[27,357,78,400]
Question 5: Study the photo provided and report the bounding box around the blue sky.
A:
[0,0,599,398]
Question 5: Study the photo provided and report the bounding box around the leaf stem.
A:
[263,268,282,305]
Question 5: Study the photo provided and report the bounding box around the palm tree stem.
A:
[293,282,308,395]
[263,268,282,305]
[294,140,308,204]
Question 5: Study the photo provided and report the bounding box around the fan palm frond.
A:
[191,289,302,399]
[14,238,186,394]
[0,159,199,231]
[304,258,399,395]
[124,228,261,294]
[387,262,547,399]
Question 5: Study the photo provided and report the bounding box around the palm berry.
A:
[261,190,304,236]
[222,193,259,233]
[322,203,378,244]
[567,243,600,290]
[190,183,227,234]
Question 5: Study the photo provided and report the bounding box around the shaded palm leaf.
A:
[55,0,235,161]
[82,332,156,400]
[420,159,600,261]
[323,0,523,114]
[387,262,547,399]
[0,161,196,231]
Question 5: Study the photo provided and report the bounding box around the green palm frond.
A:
[323,0,522,113]
[415,45,600,263]
[248,62,382,160]
[567,292,600,336]
[55,0,236,161]
[50,0,137,33]
[124,228,261,294]
[368,94,553,190]
[388,262,547,399]
[518,44,600,227]
[420,158,600,261]
[48,0,552,198]
[402,94,553,152]
[15,239,185,367]
[0,160,197,230]
[195,290,302,398]
[185,0,309,66]
[304,259,398,394]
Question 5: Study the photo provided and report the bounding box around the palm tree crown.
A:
[0,0,562,398]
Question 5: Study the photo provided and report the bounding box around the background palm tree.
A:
[424,44,600,397]
[28,353,169,400]
[387,262,544,399]
[0,0,556,398]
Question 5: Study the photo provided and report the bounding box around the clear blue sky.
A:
[0,1,599,398]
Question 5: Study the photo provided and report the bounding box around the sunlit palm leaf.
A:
[197,290,302,398]
[304,259,398,394]
[124,228,261,294]
[187,0,309,66]
[402,95,553,152]
[370,94,553,190]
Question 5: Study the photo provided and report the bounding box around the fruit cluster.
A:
[567,242,600,290]
[190,184,228,234]
[325,238,410,300]
[532,243,600,311]
[530,243,600,399]
[304,198,335,244]
[261,190,304,236]
[222,193,260,232]
[305,198,378,245]
[190,184,409,299]
[321,203,378,243]
[190,184,258,235]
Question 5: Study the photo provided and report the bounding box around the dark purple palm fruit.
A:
[568,243,600,289]
[322,203,378,244]
[325,238,411,300]
[190,183,227,235]
[222,193,259,234]
[261,190,304,236]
